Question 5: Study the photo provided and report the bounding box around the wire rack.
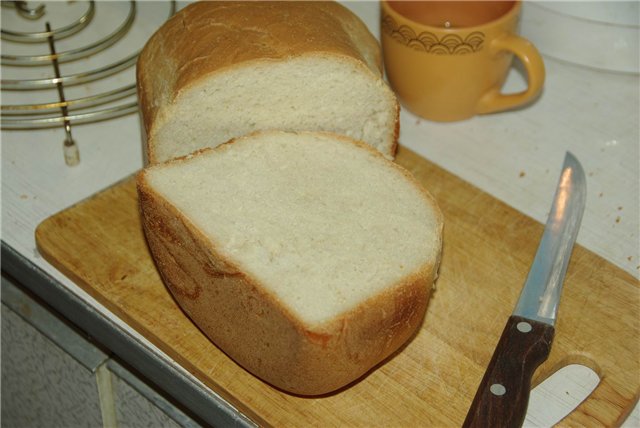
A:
[0,0,176,165]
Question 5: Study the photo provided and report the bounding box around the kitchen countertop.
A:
[2,1,638,426]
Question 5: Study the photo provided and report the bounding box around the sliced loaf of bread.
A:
[137,130,443,395]
[136,1,399,164]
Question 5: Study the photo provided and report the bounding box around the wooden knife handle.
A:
[463,315,555,428]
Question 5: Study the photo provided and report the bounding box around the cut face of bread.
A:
[137,131,443,395]
[136,1,399,164]
[149,56,398,165]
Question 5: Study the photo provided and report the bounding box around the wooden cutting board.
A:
[35,146,639,427]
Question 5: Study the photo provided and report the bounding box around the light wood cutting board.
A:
[35,146,639,427]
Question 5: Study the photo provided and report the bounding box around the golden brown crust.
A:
[136,1,396,164]
[391,102,401,157]
[136,132,442,395]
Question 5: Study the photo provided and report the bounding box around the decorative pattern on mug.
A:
[382,15,484,54]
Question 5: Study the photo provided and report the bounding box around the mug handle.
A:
[476,34,545,114]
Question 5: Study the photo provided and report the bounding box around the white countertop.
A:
[2,1,638,426]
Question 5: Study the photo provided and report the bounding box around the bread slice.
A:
[137,130,443,395]
[136,1,399,164]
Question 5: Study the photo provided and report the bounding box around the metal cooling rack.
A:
[0,0,175,165]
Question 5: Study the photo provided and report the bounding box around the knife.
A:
[463,152,587,428]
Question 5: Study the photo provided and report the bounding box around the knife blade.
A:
[463,152,587,428]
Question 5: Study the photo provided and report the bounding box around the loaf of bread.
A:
[136,1,399,164]
[137,130,443,395]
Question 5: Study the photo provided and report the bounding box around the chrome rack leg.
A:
[46,22,79,166]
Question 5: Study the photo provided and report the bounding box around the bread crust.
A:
[136,132,442,395]
[136,1,399,164]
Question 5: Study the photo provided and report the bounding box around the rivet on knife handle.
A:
[462,315,554,428]
[463,152,586,428]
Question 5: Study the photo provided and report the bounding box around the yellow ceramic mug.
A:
[381,0,545,122]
